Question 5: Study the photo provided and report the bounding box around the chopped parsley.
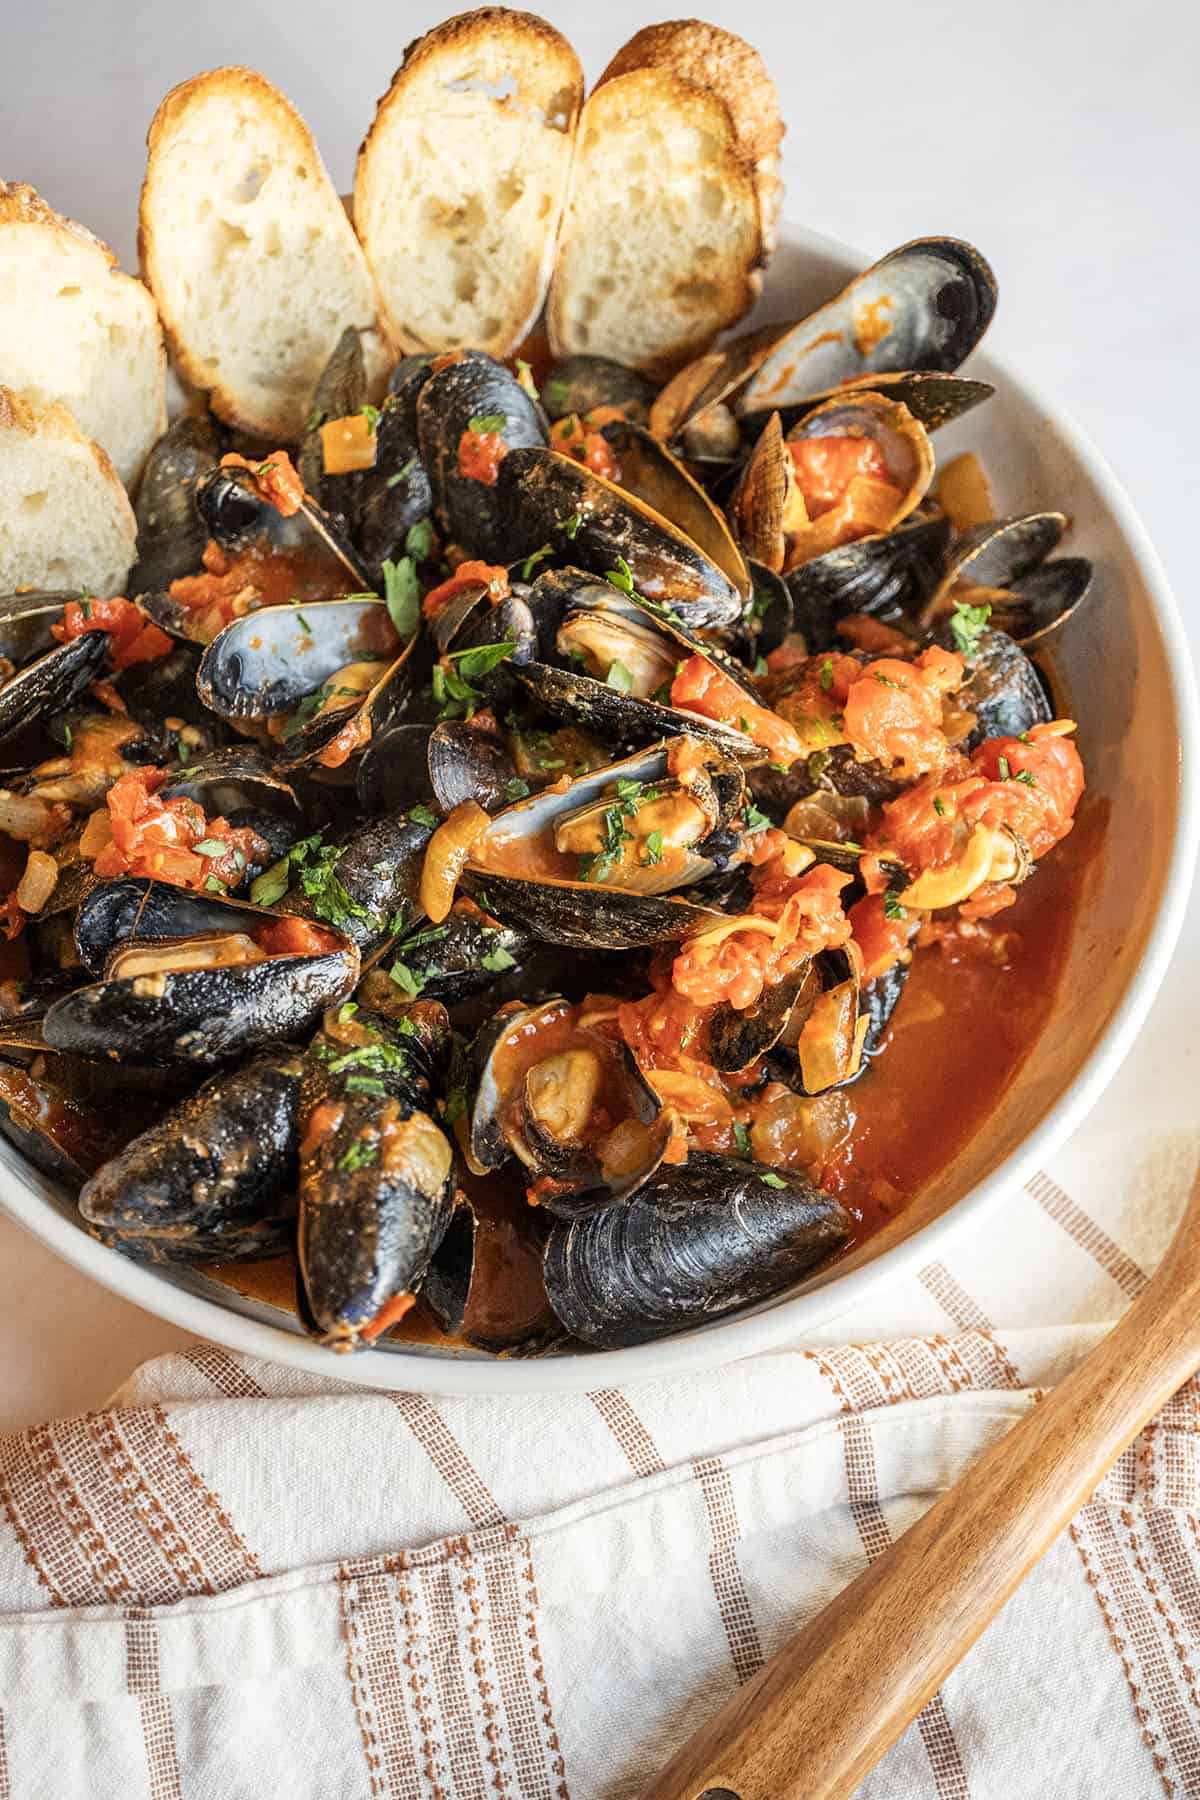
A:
[641,829,664,868]
[256,461,277,479]
[338,1002,358,1022]
[604,556,636,596]
[446,639,517,680]
[386,454,418,489]
[402,805,435,833]
[503,777,530,804]
[431,661,481,720]
[514,358,538,399]
[388,959,425,997]
[753,655,769,676]
[345,1075,387,1096]
[480,946,516,973]
[280,689,327,741]
[873,673,902,689]
[295,611,312,633]
[324,1037,410,1082]
[606,660,633,693]
[63,723,73,751]
[1014,769,1037,787]
[338,1137,379,1172]
[250,831,375,930]
[443,1086,467,1124]
[883,888,907,921]
[950,598,992,658]
[382,556,420,639]
[405,517,434,562]
[521,542,554,580]
[820,656,834,693]
[743,803,770,833]
[758,1170,788,1189]
[305,405,325,433]
[578,782,646,883]
[558,511,582,540]
[732,1121,752,1156]
[468,412,507,435]
[204,875,225,893]
[194,839,228,858]
[542,377,568,414]
[79,595,93,619]
[998,755,1011,780]
[360,404,381,433]
[932,794,947,817]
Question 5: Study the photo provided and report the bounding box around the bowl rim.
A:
[2,223,1197,1396]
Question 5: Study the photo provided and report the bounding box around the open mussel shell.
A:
[46,890,359,1066]
[516,658,751,763]
[74,877,267,975]
[922,512,1092,648]
[786,393,934,544]
[0,589,83,666]
[130,413,222,592]
[161,746,300,817]
[429,578,537,682]
[785,508,952,650]
[778,372,994,436]
[543,1151,852,1348]
[195,462,369,588]
[495,448,744,631]
[597,419,750,599]
[739,237,998,415]
[420,1195,561,1355]
[952,628,1053,748]
[706,960,820,1074]
[649,326,786,460]
[0,630,108,743]
[416,351,548,562]
[0,1056,92,1187]
[730,412,793,573]
[766,947,866,1097]
[462,740,740,950]
[467,998,676,1215]
[78,1048,303,1264]
[541,356,657,425]
[297,1082,456,1352]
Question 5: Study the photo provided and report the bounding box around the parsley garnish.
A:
[1014,769,1037,787]
[431,662,481,720]
[325,1038,409,1082]
[382,556,420,639]
[743,803,770,832]
[338,1002,358,1022]
[386,454,418,489]
[409,804,438,829]
[63,723,73,750]
[468,412,507,434]
[753,655,769,676]
[503,777,530,803]
[194,839,228,858]
[280,690,327,741]
[481,946,515,973]
[446,639,517,680]
[295,611,312,633]
[345,1075,387,1096]
[820,656,834,692]
[604,556,635,596]
[360,403,381,433]
[305,406,325,433]
[950,599,992,658]
[338,1138,379,1172]
[883,888,907,921]
[515,358,538,398]
[641,829,664,868]
[521,543,554,580]
[560,511,582,540]
[932,794,947,817]
[388,959,425,997]
[606,660,633,693]
[251,831,376,929]
[758,1170,788,1189]
[204,874,224,893]
[79,595,93,619]
[406,517,434,561]
[443,1087,467,1124]
[733,1121,752,1156]
[998,755,1011,780]
[874,673,902,689]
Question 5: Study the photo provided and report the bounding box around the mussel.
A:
[466,998,677,1214]
[951,627,1053,748]
[922,513,1092,648]
[416,352,548,561]
[421,1188,561,1355]
[129,414,222,592]
[541,356,657,425]
[194,460,369,589]
[593,419,749,599]
[0,630,108,744]
[78,1048,304,1263]
[542,1151,852,1347]
[297,326,369,505]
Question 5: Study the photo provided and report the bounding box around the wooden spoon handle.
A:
[642,1175,1200,1800]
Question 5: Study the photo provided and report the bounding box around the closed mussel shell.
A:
[130,413,222,592]
[78,1047,304,1263]
[417,352,548,561]
[0,630,108,743]
[542,1151,852,1348]
[541,355,656,425]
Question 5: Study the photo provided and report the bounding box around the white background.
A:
[0,0,1196,1424]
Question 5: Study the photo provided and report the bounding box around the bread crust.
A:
[140,66,388,437]
[547,68,762,378]
[354,8,583,357]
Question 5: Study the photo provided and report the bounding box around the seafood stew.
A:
[0,272,1096,1355]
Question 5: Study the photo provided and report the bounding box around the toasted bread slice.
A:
[140,67,389,441]
[0,388,137,597]
[597,21,785,252]
[355,8,583,358]
[547,70,761,379]
[0,183,166,492]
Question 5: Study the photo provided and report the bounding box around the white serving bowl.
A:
[2,225,1196,1394]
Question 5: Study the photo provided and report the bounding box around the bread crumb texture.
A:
[0,387,137,597]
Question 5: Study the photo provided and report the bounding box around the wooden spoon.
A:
[642,1168,1200,1800]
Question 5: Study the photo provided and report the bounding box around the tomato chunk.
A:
[963,725,1084,858]
[849,892,917,983]
[52,596,172,672]
[457,429,508,486]
[788,435,891,517]
[90,768,266,891]
[670,654,808,767]
[422,562,510,619]
[842,645,964,779]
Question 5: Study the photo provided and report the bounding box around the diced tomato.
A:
[672,858,852,1010]
[421,561,510,619]
[253,916,342,957]
[52,596,173,672]
[962,725,1084,858]
[842,645,964,778]
[457,429,508,485]
[788,435,890,517]
[0,892,25,941]
[219,450,305,516]
[870,766,977,874]
[169,540,354,639]
[836,612,915,657]
[550,412,617,480]
[849,892,916,983]
[670,654,808,767]
[91,768,266,890]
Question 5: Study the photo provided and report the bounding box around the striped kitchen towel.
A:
[0,1116,1197,1799]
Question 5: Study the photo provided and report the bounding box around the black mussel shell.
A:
[706,960,820,1074]
[297,1085,456,1351]
[374,899,533,1005]
[541,356,656,425]
[417,352,548,561]
[117,642,231,754]
[777,372,994,436]
[598,419,749,599]
[282,810,434,953]
[130,414,222,592]
[0,1059,90,1187]
[766,947,864,1097]
[494,448,744,631]
[515,659,751,761]
[993,559,1093,649]
[78,1048,304,1263]
[951,627,1053,748]
[0,632,108,743]
[297,326,368,504]
[785,509,953,649]
[732,562,793,663]
[356,722,436,815]
[197,598,399,720]
[161,746,300,817]
[0,589,82,667]
[750,743,905,816]
[543,1151,852,1348]
[45,923,359,1066]
[428,720,520,814]
[74,878,268,976]
[739,238,998,415]
[861,959,910,1059]
[924,513,1092,650]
